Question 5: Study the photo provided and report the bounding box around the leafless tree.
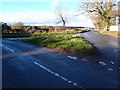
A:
[55,4,69,27]
[79,0,118,31]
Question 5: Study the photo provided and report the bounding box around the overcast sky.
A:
[0,0,94,27]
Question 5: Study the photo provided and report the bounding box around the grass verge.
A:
[23,35,96,54]
[99,31,120,38]
[32,30,89,37]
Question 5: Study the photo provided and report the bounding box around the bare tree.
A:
[79,0,118,31]
[55,4,69,27]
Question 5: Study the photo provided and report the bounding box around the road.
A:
[81,30,119,64]
[1,38,119,88]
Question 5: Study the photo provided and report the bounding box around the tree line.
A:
[1,22,50,34]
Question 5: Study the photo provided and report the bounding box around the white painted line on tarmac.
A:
[4,46,14,52]
[99,61,107,66]
[110,61,114,64]
[33,61,82,88]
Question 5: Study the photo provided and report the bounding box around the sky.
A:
[0,0,94,27]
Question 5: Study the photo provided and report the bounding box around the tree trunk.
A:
[106,26,110,31]
[63,21,65,27]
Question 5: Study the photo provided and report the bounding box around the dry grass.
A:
[99,31,120,38]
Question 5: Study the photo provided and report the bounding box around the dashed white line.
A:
[99,61,107,66]
[33,61,82,88]
[4,46,14,52]
[110,61,114,64]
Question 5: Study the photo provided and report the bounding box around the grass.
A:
[23,34,96,54]
[32,30,89,37]
[1,30,89,38]
[99,31,120,38]
[2,33,31,38]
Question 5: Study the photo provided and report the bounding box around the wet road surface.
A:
[1,38,119,88]
[81,30,119,64]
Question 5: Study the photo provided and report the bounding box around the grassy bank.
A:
[32,30,89,37]
[1,30,89,38]
[23,33,95,54]
[99,31,120,38]
[2,33,31,38]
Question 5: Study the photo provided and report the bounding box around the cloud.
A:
[0,0,80,2]
[0,9,56,24]
[0,8,94,27]
[50,0,60,8]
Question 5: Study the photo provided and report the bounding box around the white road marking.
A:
[99,61,107,66]
[110,61,114,64]
[67,56,77,60]
[33,61,82,88]
[4,46,14,52]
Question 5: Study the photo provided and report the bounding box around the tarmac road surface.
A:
[1,38,119,88]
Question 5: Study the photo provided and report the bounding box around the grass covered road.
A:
[23,30,95,54]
